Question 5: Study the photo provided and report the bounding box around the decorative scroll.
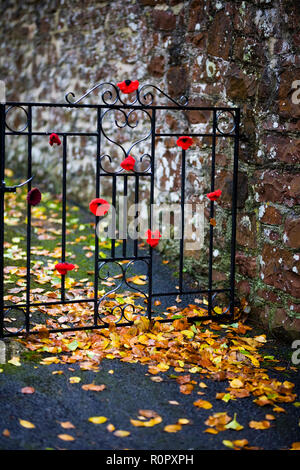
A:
[97,259,149,325]
[99,107,152,174]
[65,81,189,108]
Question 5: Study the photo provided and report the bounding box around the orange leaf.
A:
[164,424,182,433]
[60,421,75,429]
[291,442,300,450]
[249,420,271,430]
[82,384,106,392]
[193,399,212,409]
[57,434,75,441]
[21,387,35,394]
[113,430,130,437]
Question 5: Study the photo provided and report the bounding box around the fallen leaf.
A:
[21,387,35,394]
[8,357,21,367]
[82,384,106,392]
[291,442,300,450]
[113,430,130,437]
[88,416,107,424]
[233,439,248,448]
[164,424,182,433]
[19,419,35,429]
[265,414,275,420]
[69,376,81,384]
[193,399,212,409]
[2,429,10,437]
[60,421,75,429]
[229,378,244,389]
[178,418,190,425]
[225,413,244,431]
[222,440,234,448]
[57,434,75,441]
[249,420,271,430]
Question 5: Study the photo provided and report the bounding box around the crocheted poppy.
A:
[176,136,193,150]
[117,80,139,94]
[89,198,110,217]
[55,262,75,275]
[145,229,161,248]
[26,187,42,206]
[49,133,61,146]
[206,189,222,201]
[121,155,136,171]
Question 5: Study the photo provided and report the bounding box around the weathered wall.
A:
[1,0,300,337]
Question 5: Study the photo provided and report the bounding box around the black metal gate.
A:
[0,82,240,338]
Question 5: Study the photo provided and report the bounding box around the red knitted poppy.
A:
[55,262,75,275]
[89,198,110,216]
[117,80,139,94]
[206,189,222,201]
[121,155,136,171]
[26,187,42,206]
[145,229,161,248]
[176,136,193,150]
[49,133,61,146]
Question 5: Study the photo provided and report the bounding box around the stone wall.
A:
[0,0,300,337]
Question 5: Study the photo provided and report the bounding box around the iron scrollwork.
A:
[97,259,149,325]
[65,81,189,108]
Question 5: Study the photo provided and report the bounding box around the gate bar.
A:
[0,104,5,337]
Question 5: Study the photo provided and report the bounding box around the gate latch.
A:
[0,176,34,193]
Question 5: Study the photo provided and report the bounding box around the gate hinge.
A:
[0,176,34,193]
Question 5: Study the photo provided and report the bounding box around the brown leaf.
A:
[82,383,106,392]
[193,399,212,409]
[249,420,271,430]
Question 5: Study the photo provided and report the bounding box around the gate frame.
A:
[0,82,240,338]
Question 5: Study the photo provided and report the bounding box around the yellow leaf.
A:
[58,434,75,441]
[69,376,81,384]
[222,440,234,448]
[199,382,207,388]
[60,421,75,429]
[214,307,222,314]
[164,424,182,433]
[249,420,271,430]
[193,399,212,409]
[127,275,147,285]
[181,330,194,339]
[88,416,107,424]
[8,357,21,367]
[204,428,219,434]
[254,334,267,343]
[114,430,130,437]
[233,439,248,448]
[19,419,35,429]
[178,418,190,425]
[229,378,244,389]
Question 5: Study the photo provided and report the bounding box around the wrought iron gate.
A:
[0,82,240,338]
